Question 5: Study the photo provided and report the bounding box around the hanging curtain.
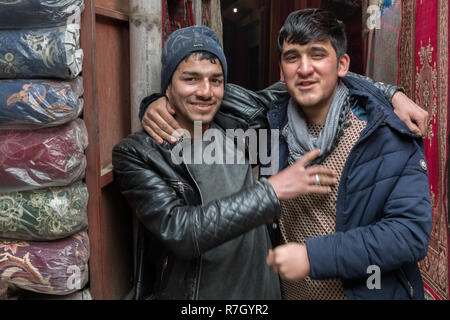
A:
[201,0,222,42]
[162,0,195,46]
[202,0,212,27]
[399,0,449,300]
[363,0,401,85]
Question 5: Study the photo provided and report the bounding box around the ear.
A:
[337,53,350,78]
[279,62,285,82]
[165,86,171,101]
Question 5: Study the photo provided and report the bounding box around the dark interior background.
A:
[221,0,364,91]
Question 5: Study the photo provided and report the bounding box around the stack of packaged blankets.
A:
[0,0,90,299]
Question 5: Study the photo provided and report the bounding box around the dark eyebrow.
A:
[282,49,298,57]
[182,71,200,76]
[282,45,329,58]
[309,46,328,53]
[181,71,224,78]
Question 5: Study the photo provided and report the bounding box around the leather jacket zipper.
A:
[160,256,168,282]
[177,181,184,193]
[181,147,204,300]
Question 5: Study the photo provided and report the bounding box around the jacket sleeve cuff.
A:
[387,86,405,104]
[259,178,281,219]
[305,235,338,280]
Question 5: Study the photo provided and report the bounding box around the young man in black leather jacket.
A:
[113,25,337,300]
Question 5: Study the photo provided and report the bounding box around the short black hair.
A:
[278,8,347,58]
[183,51,220,66]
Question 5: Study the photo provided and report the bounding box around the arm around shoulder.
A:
[216,82,289,131]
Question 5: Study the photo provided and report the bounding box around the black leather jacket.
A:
[112,126,281,299]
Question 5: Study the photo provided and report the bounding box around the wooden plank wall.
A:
[81,0,134,300]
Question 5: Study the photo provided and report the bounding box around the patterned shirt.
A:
[279,110,367,300]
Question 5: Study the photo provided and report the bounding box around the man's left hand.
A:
[392,91,429,137]
[266,243,311,281]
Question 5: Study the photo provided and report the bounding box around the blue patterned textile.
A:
[0,0,84,29]
[0,77,83,129]
[0,23,83,79]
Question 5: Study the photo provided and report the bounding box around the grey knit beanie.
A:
[161,26,228,93]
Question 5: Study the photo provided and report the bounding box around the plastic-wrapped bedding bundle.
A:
[0,119,88,192]
[0,0,84,29]
[0,18,83,79]
[0,77,83,129]
[0,181,88,241]
[0,231,89,295]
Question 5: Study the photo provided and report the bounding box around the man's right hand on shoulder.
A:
[141,96,181,144]
[268,149,337,199]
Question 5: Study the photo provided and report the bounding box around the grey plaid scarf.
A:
[282,81,351,165]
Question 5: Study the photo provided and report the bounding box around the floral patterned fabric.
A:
[0,231,89,295]
[0,119,88,192]
[0,22,83,79]
[0,78,83,129]
[0,181,88,241]
[399,0,449,300]
[0,0,84,29]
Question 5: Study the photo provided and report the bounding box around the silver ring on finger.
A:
[315,174,321,186]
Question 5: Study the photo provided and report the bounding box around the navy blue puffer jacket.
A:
[265,76,432,299]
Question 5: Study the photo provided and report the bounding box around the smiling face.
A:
[279,39,350,124]
[165,53,224,135]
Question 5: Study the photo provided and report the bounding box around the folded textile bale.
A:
[0,0,84,29]
[0,281,8,300]
[0,231,89,295]
[0,281,24,300]
[0,77,83,129]
[0,119,88,192]
[0,181,88,241]
[15,287,92,300]
[0,19,83,79]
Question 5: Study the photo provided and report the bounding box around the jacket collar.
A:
[267,95,290,130]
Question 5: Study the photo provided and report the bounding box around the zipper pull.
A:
[161,256,168,282]
[408,282,414,297]
[178,181,184,193]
